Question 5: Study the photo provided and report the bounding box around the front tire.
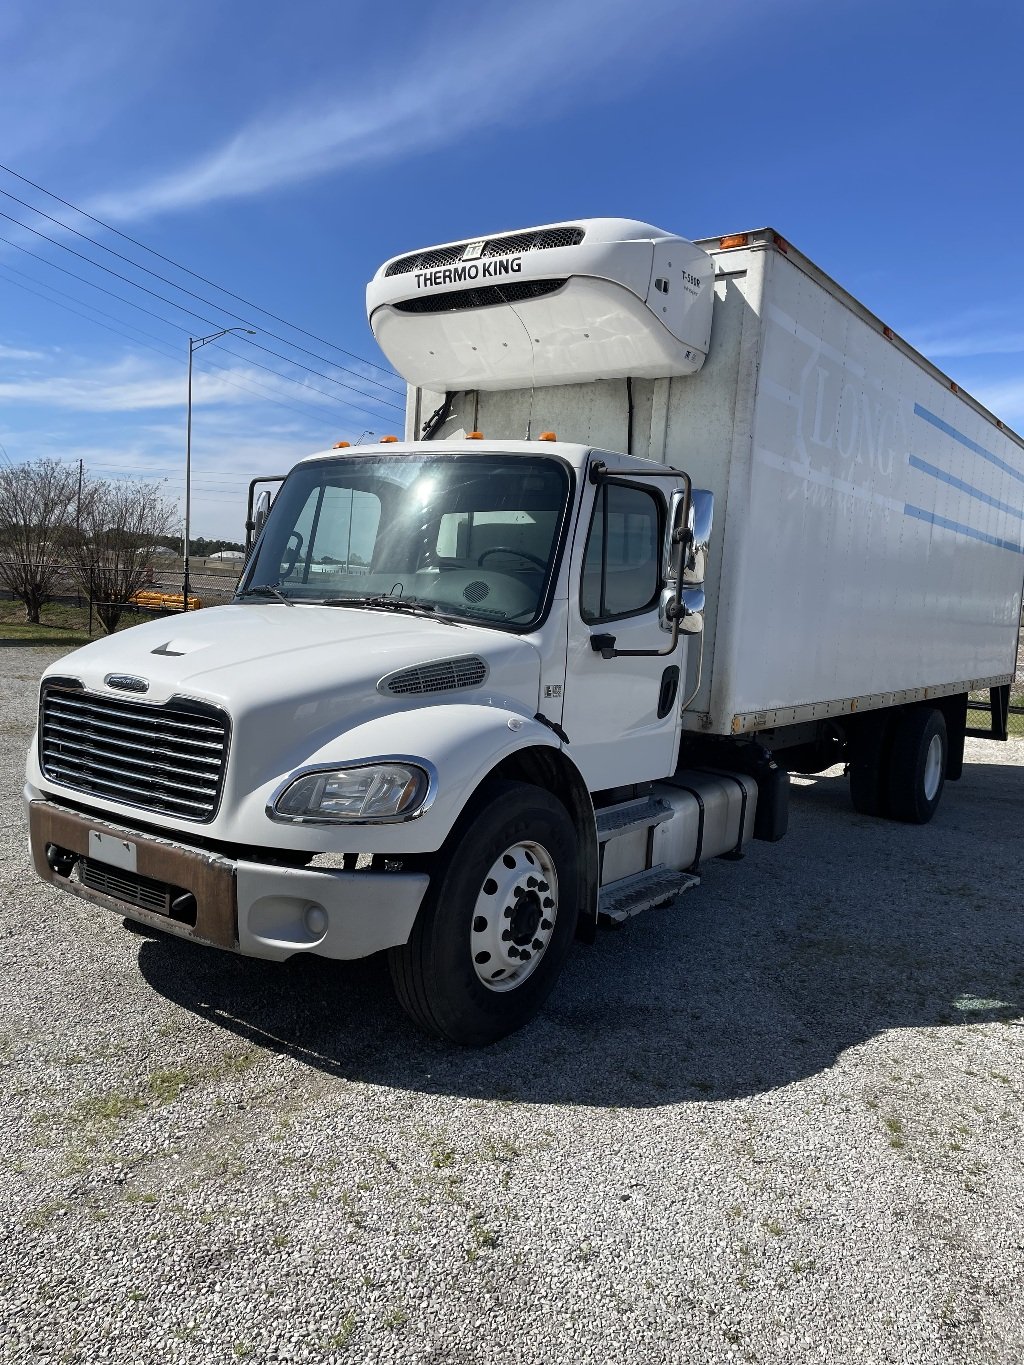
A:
[388,781,580,1045]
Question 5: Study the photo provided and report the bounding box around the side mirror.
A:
[682,489,713,586]
[253,489,272,538]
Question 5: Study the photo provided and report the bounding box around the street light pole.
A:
[183,326,256,611]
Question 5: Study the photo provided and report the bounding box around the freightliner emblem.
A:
[105,674,149,694]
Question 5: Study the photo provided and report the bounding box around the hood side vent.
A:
[379,656,488,697]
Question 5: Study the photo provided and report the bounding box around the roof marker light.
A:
[380,435,399,442]
[538,431,557,442]
[466,431,484,439]
[719,234,749,249]
[332,441,351,448]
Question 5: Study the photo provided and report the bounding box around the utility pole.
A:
[183,327,255,611]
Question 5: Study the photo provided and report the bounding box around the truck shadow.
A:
[137,759,1024,1107]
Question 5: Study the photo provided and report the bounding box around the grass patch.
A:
[0,599,150,646]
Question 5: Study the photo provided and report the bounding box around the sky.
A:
[1,0,1023,540]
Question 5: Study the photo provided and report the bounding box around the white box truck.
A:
[26,220,1023,1044]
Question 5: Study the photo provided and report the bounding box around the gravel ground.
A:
[2,645,1023,1365]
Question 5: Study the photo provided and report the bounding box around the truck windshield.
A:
[239,452,571,629]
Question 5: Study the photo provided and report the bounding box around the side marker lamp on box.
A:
[269,762,433,824]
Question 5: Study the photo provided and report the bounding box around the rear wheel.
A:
[388,781,579,1045]
[886,707,947,824]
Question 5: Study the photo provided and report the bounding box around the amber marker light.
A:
[538,431,558,441]
[332,441,351,448]
[719,234,749,249]
[380,435,399,442]
[466,431,484,439]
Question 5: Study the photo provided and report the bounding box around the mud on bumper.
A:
[28,800,429,962]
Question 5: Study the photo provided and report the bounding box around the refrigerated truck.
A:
[26,220,1024,1044]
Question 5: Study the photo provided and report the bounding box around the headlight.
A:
[270,763,430,823]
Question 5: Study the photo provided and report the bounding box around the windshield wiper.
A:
[321,595,461,623]
[237,583,294,607]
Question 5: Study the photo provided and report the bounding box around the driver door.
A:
[559,466,687,791]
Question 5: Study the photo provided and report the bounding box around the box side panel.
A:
[708,251,1024,729]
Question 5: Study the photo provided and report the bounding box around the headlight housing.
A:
[270,762,431,824]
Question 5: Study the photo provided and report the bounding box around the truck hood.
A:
[36,603,543,833]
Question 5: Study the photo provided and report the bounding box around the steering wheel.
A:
[477,546,547,570]
[280,530,304,577]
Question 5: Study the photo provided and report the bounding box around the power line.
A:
[0,182,402,399]
[0,230,397,427]
[0,169,402,386]
[0,205,403,412]
[0,265,363,428]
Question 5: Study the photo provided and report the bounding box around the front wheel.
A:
[388,781,579,1045]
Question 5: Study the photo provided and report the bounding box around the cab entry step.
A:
[598,865,700,925]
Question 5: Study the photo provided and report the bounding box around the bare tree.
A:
[0,457,80,624]
[68,478,178,634]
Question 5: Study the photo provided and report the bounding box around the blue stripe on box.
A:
[908,454,1024,520]
[903,502,1024,555]
[913,403,1024,485]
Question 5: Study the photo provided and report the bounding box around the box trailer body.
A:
[401,230,1023,740]
[25,218,1023,1045]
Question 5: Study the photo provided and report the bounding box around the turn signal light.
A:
[332,440,351,448]
[380,435,399,442]
[719,234,749,249]
[466,431,484,439]
[538,431,557,441]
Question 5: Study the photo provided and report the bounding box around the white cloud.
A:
[907,310,1024,359]
[972,378,1024,428]
[89,0,726,222]
[0,351,385,419]
[0,341,43,360]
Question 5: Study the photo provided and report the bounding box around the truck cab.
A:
[26,431,759,1044]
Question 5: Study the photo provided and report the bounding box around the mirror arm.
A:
[244,474,287,555]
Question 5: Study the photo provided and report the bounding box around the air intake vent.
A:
[393,279,567,315]
[379,656,488,697]
[385,226,585,277]
[39,682,229,822]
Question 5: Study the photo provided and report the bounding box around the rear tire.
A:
[388,781,579,1045]
[886,707,947,824]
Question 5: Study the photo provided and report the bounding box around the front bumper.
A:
[27,800,429,962]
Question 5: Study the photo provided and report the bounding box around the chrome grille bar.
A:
[40,683,229,822]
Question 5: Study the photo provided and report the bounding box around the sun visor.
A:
[366,218,714,391]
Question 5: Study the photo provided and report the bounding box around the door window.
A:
[581,483,662,622]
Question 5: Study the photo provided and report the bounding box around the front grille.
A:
[385,226,585,277]
[482,226,585,257]
[40,683,229,823]
[380,656,488,696]
[393,279,567,315]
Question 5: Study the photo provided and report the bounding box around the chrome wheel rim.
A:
[469,841,558,993]
[923,732,943,802]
